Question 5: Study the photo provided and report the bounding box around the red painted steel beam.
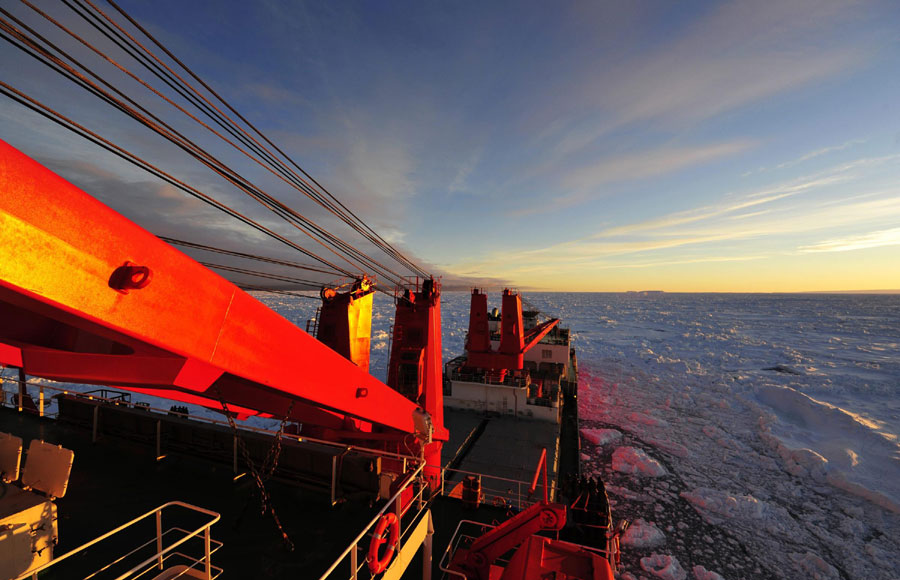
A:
[0,139,419,434]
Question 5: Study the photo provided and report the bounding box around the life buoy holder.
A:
[367,512,400,574]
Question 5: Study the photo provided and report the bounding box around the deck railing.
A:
[318,462,430,580]
[0,376,418,465]
[444,366,530,389]
[442,466,560,509]
[15,501,222,580]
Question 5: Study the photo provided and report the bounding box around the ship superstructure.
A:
[444,289,575,422]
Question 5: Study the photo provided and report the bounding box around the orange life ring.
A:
[367,512,400,574]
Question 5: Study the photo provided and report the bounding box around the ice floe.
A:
[640,553,687,580]
[691,565,724,580]
[622,518,666,548]
[612,446,668,477]
[580,427,622,446]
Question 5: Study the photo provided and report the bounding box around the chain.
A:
[261,400,294,477]
[214,387,295,551]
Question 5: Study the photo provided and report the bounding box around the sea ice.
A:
[789,551,840,580]
[755,383,900,512]
[622,518,666,548]
[679,488,769,523]
[580,427,622,446]
[640,553,687,580]
[691,565,724,580]
[612,446,668,477]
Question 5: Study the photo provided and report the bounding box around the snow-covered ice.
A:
[558,292,900,579]
[691,565,725,580]
[613,446,668,477]
[580,427,622,446]
[622,518,666,548]
[641,553,688,580]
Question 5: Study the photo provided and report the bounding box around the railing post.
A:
[17,368,25,412]
[418,476,425,511]
[233,435,238,474]
[92,405,99,442]
[423,511,433,580]
[331,454,338,506]
[350,541,358,580]
[39,385,44,417]
[155,509,163,570]
[156,420,162,459]
[204,525,212,580]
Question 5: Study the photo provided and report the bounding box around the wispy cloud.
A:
[536,0,869,163]
[799,227,900,253]
[775,140,866,170]
[447,146,484,194]
[507,140,755,217]
[448,154,900,282]
[562,141,754,194]
[743,139,867,176]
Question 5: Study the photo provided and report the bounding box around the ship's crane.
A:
[0,139,446,488]
[448,450,615,580]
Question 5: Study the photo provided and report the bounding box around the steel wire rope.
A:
[0,14,363,282]
[65,0,387,275]
[99,0,430,280]
[7,3,379,283]
[236,284,320,301]
[0,79,359,279]
[2,11,416,294]
[0,68,405,305]
[158,237,343,277]
[199,263,325,288]
[2,6,421,294]
[22,0,421,288]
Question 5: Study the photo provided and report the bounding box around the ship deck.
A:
[1,402,566,579]
[442,409,560,491]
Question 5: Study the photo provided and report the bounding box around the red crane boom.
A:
[0,139,443,446]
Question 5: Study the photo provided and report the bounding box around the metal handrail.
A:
[0,377,419,463]
[15,501,220,580]
[442,466,560,508]
[318,461,427,580]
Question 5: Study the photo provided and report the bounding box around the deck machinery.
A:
[0,140,618,579]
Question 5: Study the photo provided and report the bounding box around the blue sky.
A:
[2,0,899,291]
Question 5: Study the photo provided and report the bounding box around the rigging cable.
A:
[199,263,326,288]
[32,0,430,282]
[158,237,343,277]
[99,0,430,280]
[0,79,355,278]
[5,3,384,282]
[5,2,419,289]
[236,284,321,301]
